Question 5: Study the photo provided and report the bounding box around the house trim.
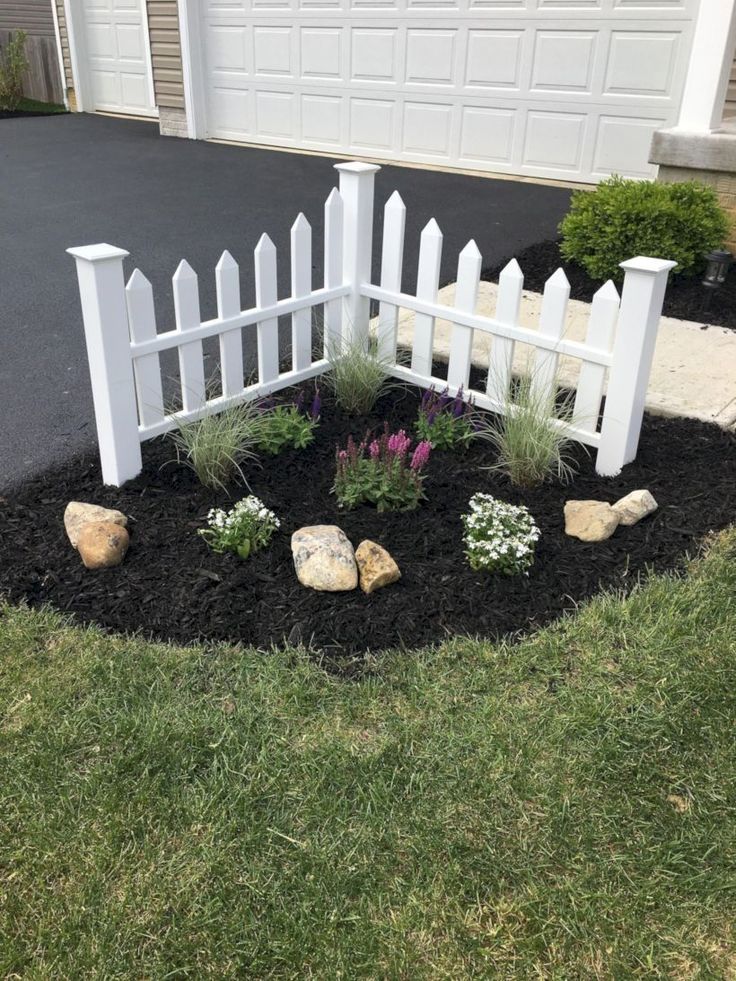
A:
[50,0,69,108]
[176,0,206,139]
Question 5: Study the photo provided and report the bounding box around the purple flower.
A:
[387,430,411,457]
[310,390,321,420]
[452,394,465,419]
[438,386,452,409]
[295,390,306,415]
[369,439,380,459]
[426,409,437,426]
[410,441,431,471]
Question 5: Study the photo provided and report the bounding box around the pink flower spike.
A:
[369,439,380,459]
[410,440,432,471]
[387,430,411,457]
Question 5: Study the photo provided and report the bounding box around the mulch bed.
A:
[0,108,67,120]
[1,384,734,669]
[482,239,736,332]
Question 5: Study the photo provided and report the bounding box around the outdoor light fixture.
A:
[702,249,733,290]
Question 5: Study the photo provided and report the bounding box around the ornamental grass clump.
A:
[167,401,262,491]
[483,374,578,489]
[0,31,29,112]
[333,426,432,512]
[324,337,395,415]
[462,493,540,576]
[415,386,479,451]
[256,386,321,456]
[199,496,280,559]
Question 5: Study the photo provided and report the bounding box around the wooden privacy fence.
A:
[68,161,675,487]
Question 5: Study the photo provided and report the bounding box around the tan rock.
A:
[564,500,620,542]
[612,489,658,527]
[291,525,358,592]
[76,521,130,569]
[355,540,401,594]
[64,501,127,548]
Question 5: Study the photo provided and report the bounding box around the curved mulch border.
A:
[481,239,736,332]
[1,385,734,667]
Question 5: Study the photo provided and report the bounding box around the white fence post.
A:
[334,161,380,350]
[67,243,142,487]
[596,257,676,476]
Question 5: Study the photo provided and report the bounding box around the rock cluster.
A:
[564,489,658,542]
[64,501,130,569]
[291,526,400,594]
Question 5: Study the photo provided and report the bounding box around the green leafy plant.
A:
[0,31,29,112]
[325,336,395,415]
[199,496,280,559]
[333,427,432,512]
[482,373,578,489]
[415,386,478,451]
[167,401,262,490]
[462,493,540,576]
[560,176,730,282]
[255,387,320,456]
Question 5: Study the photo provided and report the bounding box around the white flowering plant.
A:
[462,493,540,576]
[199,496,280,559]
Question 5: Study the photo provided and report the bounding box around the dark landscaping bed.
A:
[1,99,68,120]
[482,239,736,332]
[1,383,734,668]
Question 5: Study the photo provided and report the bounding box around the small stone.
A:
[291,525,358,592]
[612,489,658,527]
[355,540,401,594]
[564,500,620,542]
[64,501,127,548]
[76,521,130,569]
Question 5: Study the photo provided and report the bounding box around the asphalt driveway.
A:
[0,113,572,488]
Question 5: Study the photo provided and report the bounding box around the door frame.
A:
[63,0,157,116]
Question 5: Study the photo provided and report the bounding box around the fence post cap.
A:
[619,256,678,275]
[333,161,381,175]
[67,243,129,262]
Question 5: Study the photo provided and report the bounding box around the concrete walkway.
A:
[394,281,736,429]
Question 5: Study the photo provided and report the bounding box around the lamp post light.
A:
[701,249,733,310]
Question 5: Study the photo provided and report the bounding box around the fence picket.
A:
[215,250,244,398]
[531,268,570,407]
[126,269,164,427]
[487,258,523,403]
[411,219,443,376]
[173,260,206,413]
[323,188,343,354]
[291,213,313,372]
[447,240,481,390]
[573,280,619,432]
[254,233,280,384]
[377,190,406,361]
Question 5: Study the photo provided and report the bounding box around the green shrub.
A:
[0,31,28,112]
[559,176,730,282]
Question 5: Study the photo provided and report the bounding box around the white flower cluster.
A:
[200,495,280,557]
[206,496,280,532]
[462,493,540,576]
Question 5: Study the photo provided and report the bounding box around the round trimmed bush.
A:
[559,176,730,282]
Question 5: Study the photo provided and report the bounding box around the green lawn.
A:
[1,530,735,978]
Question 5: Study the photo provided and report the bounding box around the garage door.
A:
[81,0,156,116]
[201,0,697,183]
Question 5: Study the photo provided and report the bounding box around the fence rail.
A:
[68,161,675,487]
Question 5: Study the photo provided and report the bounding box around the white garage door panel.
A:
[82,0,156,115]
[202,0,696,182]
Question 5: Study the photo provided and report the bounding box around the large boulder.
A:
[76,521,130,570]
[64,501,127,548]
[564,500,620,542]
[291,525,358,592]
[355,540,401,594]
[612,489,658,527]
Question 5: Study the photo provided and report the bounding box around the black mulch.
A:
[1,385,734,669]
[482,239,736,332]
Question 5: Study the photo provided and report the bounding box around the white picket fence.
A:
[68,161,675,487]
